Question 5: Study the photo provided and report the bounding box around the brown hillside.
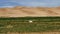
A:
[0,6,60,17]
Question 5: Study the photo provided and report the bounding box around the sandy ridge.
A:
[0,6,60,17]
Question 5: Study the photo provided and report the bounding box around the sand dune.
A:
[0,6,60,17]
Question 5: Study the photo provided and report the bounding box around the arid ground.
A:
[0,6,60,17]
[0,6,60,34]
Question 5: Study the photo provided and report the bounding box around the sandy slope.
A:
[0,6,60,17]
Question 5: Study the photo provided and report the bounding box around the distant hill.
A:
[0,6,60,17]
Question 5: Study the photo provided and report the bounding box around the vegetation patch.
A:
[0,17,60,33]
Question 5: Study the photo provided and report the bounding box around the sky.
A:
[0,0,60,7]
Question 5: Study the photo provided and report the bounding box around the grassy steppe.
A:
[0,17,60,33]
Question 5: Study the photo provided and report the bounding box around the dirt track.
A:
[0,6,60,17]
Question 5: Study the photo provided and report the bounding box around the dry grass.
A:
[2,32,60,34]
